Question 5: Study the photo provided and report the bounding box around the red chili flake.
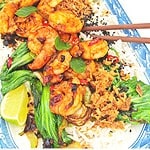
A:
[88,37,100,46]
[7,56,13,68]
[80,79,88,85]
[50,94,62,106]
[42,20,49,26]
[56,24,66,31]
[69,34,80,45]
[43,76,50,84]
[65,100,74,110]
[50,85,55,92]
[106,55,119,64]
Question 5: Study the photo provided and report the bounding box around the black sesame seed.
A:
[3,40,9,46]
[60,55,65,62]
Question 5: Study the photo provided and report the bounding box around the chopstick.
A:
[82,23,150,43]
[82,23,150,31]
[92,35,150,44]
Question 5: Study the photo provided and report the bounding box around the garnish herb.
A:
[55,36,71,51]
[70,57,86,73]
[0,0,5,10]
[15,6,37,17]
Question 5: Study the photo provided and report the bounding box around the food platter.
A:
[0,0,150,149]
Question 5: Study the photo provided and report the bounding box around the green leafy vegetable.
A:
[1,70,36,95]
[0,0,5,10]
[0,42,35,79]
[34,84,59,148]
[11,42,29,57]
[56,115,72,145]
[117,77,150,123]
[55,36,71,51]
[61,129,72,144]
[30,78,43,108]
[15,6,37,17]
[70,57,86,73]
[8,52,35,72]
[109,47,119,56]
[0,42,28,74]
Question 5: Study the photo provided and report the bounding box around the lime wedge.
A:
[0,84,29,126]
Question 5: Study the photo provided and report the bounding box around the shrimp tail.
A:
[28,50,54,70]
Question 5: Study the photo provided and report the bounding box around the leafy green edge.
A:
[15,6,37,17]
[55,36,71,51]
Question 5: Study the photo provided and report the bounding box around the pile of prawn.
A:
[0,0,131,129]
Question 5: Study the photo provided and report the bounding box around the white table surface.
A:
[118,0,150,50]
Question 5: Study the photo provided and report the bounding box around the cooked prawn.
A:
[0,1,19,34]
[58,32,82,57]
[27,26,58,70]
[37,0,54,19]
[64,60,97,85]
[49,0,63,7]
[15,12,43,37]
[50,81,85,116]
[66,104,91,126]
[48,10,84,33]
[37,0,62,18]
[79,38,109,59]
[28,49,54,70]
[50,81,91,125]
[59,33,80,46]
[43,50,72,76]
[18,0,40,7]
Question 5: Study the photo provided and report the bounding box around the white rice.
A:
[65,121,141,149]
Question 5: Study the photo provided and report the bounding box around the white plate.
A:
[1,0,150,148]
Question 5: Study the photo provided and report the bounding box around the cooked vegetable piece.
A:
[56,115,72,145]
[30,78,43,108]
[0,42,35,79]
[7,52,35,73]
[1,70,36,95]
[117,77,150,123]
[0,42,29,74]
[34,84,59,148]
[61,129,72,144]
[11,42,29,57]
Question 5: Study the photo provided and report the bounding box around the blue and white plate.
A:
[1,0,150,149]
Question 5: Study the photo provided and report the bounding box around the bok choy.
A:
[117,77,150,123]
